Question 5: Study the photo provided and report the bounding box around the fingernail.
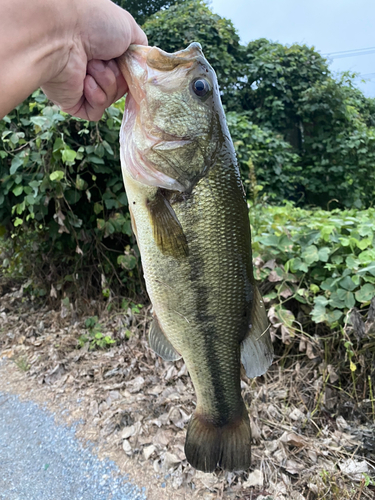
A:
[91,60,105,72]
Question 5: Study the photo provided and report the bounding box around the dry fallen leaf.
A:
[243,469,264,487]
[280,431,307,448]
[339,459,369,481]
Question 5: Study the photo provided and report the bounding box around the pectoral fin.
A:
[148,315,181,361]
[147,190,188,258]
[241,286,273,378]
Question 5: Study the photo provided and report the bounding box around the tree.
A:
[114,0,186,25]
[232,39,375,207]
[143,0,243,103]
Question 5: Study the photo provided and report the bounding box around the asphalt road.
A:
[0,391,146,500]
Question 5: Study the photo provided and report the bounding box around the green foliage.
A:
[236,40,375,208]
[0,91,140,298]
[297,75,375,208]
[143,3,375,208]
[227,112,302,203]
[114,0,186,25]
[78,316,116,350]
[1,1,375,323]
[238,39,329,134]
[143,0,243,103]
[250,203,375,328]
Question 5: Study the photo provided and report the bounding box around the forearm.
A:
[0,0,78,118]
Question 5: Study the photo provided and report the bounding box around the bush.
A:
[143,0,243,106]
[227,112,302,203]
[0,92,140,299]
[250,202,375,329]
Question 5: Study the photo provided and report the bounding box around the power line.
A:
[331,50,375,59]
[355,72,375,80]
[323,46,375,59]
[323,46,375,56]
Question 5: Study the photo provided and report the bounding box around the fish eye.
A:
[192,78,210,97]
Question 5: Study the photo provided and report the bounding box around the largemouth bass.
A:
[117,43,273,473]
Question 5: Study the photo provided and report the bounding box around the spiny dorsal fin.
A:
[241,286,273,378]
[147,190,188,258]
[148,315,182,361]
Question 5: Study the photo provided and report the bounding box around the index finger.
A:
[125,11,148,47]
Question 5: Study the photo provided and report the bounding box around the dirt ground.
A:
[1,281,375,500]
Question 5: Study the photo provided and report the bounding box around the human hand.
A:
[41,0,147,121]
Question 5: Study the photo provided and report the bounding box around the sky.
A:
[209,0,375,97]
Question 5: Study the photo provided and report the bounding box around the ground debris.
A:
[1,284,374,499]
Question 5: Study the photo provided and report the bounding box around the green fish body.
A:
[118,43,273,473]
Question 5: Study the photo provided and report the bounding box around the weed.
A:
[12,356,30,372]
[78,316,116,350]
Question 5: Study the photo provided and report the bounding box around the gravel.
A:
[0,391,146,500]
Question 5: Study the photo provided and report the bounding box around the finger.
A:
[127,12,148,46]
[87,60,117,101]
[106,60,128,102]
[82,74,108,121]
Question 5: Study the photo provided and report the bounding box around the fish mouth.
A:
[117,43,204,106]
[117,43,208,191]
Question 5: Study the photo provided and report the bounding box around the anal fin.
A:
[148,315,181,361]
[241,286,273,378]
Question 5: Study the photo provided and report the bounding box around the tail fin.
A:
[184,406,251,473]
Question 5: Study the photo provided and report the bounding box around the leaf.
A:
[117,254,137,270]
[329,291,346,309]
[288,257,308,273]
[117,192,128,206]
[318,221,335,239]
[311,302,327,323]
[346,255,360,270]
[64,190,81,204]
[318,247,330,262]
[104,198,118,210]
[10,155,23,175]
[94,203,103,214]
[321,277,339,292]
[358,264,375,277]
[358,249,375,264]
[325,309,343,324]
[12,185,23,196]
[62,148,76,164]
[336,288,355,309]
[75,176,86,190]
[50,170,65,182]
[339,276,356,291]
[97,219,105,230]
[87,155,104,165]
[301,245,319,265]
[355,284,375,303]
[357,237,372,250]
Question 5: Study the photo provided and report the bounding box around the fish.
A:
[117,43,273,473]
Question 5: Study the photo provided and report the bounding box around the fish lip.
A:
[117,43,207,106]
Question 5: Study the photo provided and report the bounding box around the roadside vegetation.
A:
[0,0,374,498]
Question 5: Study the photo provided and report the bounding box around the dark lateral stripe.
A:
[187,223,234,424]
